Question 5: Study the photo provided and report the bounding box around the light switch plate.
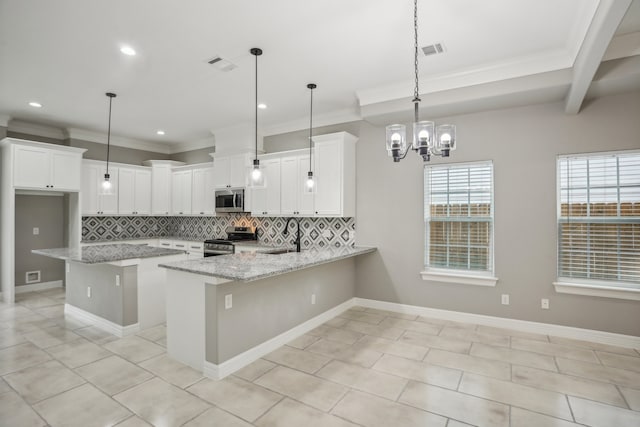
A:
[225,294,232,309]
[33,227,39,235]
[541,298,549,309]
[501,294,509,305]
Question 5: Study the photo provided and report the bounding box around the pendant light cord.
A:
[412,0,420,123]
[255,51,258,160]
[309,85,313,171]
[105,93,116,175]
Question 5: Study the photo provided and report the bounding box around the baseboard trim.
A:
[354,298,640,349]
[64,304,139,338]
[15,280,63,294]
[203,298,356,380]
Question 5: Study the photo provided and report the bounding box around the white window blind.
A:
[558,151,640,285]
[424,161,494,273]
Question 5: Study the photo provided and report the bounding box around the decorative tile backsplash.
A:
[82,214,356,248]
[82,216,172,241]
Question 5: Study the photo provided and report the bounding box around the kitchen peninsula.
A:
[33,243,188,336]
[159,246,375,379]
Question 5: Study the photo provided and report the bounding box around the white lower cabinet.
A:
[251,157,281,217]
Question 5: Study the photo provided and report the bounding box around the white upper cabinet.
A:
[251,157,281,216]
[191,167,216,215]
[171,169,193,215]
[81,162,119,215]
[213,154,250,189]
[151,165,172,215]
[118,167,151,215]
[313,132,357,217]
[280,154,314,216]
[12,142,83,191]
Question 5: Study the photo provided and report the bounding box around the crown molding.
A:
[168,135,215,154]
[66,128,173,155]
[261,108,362,137]
[7,119,67,140]
[0,115,10,127]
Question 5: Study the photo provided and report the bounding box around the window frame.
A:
[421,160,498,287]
[554,149,640,301]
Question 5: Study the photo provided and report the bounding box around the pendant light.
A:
[101,92,116,195]
[385,0,457,162]
[305,83,316,193]
[250,47,265,187]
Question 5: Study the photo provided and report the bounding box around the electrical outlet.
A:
[33,227,39,235]
[311,294,316,305]
[87,286,91,298]
[115,275,120,287]
[541,298,549,309]
[501,294,509,305]
[225,294,232,309]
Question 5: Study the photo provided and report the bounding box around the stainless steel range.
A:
[203,226,258,257]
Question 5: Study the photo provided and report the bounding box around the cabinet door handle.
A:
[200,212,204,215]
[176,244,185,248]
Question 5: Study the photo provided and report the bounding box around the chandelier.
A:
[386,0,457,162]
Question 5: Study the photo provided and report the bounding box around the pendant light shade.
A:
[385,0,458,163]
[250,48,265,188]
[304,83,317,193]
[100,92,116,195]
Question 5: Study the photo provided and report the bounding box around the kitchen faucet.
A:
[283,217,302,252]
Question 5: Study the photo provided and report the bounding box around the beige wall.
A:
[355,91,640,336]
[15,195,65,287]
[6,131,66,145]
[68,138,170,165]
[170,147,213,164]
[263,121,361,153]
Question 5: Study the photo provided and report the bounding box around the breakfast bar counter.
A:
[158,245,376,379]
[158,246,376,282]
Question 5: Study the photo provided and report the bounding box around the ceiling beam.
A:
[565,0,632,114]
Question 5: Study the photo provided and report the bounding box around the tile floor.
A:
[1,288,639,427]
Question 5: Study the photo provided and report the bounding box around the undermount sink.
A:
[265,248,299,255]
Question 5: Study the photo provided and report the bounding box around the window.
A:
[422,161,496,286]
[556,151,640,299]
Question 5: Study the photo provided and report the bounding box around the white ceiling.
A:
[0,0,638,152]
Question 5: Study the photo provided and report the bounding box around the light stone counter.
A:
[158,245,376,282]
[33,243,186,264]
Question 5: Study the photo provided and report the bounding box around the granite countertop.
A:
[158,246,376,282]
[33,244,187,264]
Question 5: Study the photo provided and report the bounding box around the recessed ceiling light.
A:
[156,130,165,135]
[258,103,267,109]
[28,101,42,108]
[120,46,136,56]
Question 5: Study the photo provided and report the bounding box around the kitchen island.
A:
[33,243,188,336]
[158,246,375,379]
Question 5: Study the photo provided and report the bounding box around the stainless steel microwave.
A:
[215,188,245,213]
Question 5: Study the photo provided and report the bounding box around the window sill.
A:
[553,281,640,301]
[421,269,498,287]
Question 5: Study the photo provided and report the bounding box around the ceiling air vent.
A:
[421,43,445,57]
[207,56,237,72]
